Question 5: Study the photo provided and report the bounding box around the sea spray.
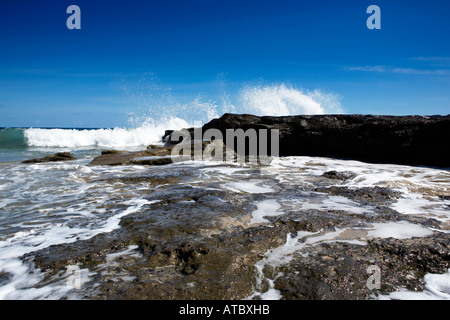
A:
[240,83,343,116]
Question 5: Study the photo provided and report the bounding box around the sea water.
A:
[0,124,449,300]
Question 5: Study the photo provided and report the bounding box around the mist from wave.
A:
[239,83,343,116]
[0,82,343,153]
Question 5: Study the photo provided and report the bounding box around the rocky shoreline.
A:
[20,114,450,300]
[24,161,449,300]
[200,113,450,167]
[23,114,450,168]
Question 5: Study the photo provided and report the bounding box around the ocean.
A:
[0,124,449,300]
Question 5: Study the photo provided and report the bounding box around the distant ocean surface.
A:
[0,119,191,162]
[0,126,165,161]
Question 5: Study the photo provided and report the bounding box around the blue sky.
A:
[0,0,449,128]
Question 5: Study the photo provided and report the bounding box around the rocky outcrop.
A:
[22,152,76,164]
[89,141,236,166]
[89,146,176,166]
[165,114,450,167]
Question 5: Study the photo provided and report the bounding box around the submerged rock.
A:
[89,146,176,166]
[314,186,402,205]
[89,140,238,166]
[22,152,76,164]
[322,170,357,180]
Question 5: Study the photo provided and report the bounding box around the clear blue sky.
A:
[0,0,449,128]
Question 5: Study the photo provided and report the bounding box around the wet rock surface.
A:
[275,233,450,300]
[89,141,237,166]
[322,170,357,180]
[22,152,77,164]
[23,158,450,300]
[314,186,402,205]
[89,146,176,166]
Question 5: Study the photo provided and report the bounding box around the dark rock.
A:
[22,152,76,164]
[0,272,11,287]
[89,140,237,166]
[163,128,194,145]
[101,150,126,155]
[162,130,174,143]
[275,233,450,300]
[314,186,402,205]
[322,170,357,180]
[186,114,450,167]
[129,157,174,166]
[90,146,175,166]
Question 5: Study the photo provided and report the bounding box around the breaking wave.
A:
[1,82,343,150]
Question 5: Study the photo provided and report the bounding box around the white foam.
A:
[200,165,248,176]
[104,245,141,265]
[95,199,158,234]
[24,117,189,149]
[249,228,365,300]
[0,198,157,300]
[393,195,450,223]
[250,200,283,224]
[249,230,319,300]
[223,181,274,194]
[298,195,373,215]
[265,156,450,224]
[268,156,449,193]
[367,221,433,239]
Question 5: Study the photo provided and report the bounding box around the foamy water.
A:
[244,157,450,300]
[198,157,449,301]
[0,159,157,299]
[23,117,189,149]
[0,153,449,299]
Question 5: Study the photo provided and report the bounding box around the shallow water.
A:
[0,151,449,299]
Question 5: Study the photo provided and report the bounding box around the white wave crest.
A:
[24,117,189,149]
